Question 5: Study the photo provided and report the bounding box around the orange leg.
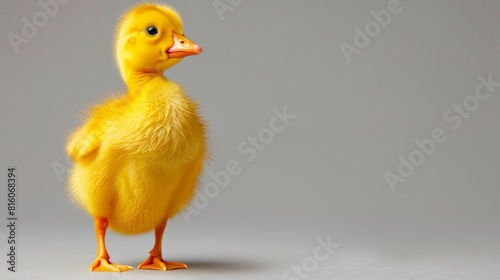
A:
[89,217,133,272]
[138,219,187,271]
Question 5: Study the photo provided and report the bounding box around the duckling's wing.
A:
[66,120,103,163]
[67,96,126,163]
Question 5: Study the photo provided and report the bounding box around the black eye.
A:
[146,26,158,36]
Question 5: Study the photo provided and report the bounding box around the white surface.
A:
[1,223,500,279]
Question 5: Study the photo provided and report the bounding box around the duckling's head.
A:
[115,3,202,83]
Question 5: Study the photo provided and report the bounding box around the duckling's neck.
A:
[124,70,167,93]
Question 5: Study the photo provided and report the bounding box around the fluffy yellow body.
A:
[67,77,206,234]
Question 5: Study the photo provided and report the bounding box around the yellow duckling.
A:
[66,3,206,272]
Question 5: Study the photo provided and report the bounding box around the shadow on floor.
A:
[182,259,269,273]
[122,258,271,274]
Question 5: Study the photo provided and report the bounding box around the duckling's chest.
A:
[127,92,202,158]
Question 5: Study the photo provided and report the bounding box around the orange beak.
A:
[167,33,203,58]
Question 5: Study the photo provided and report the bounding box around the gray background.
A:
[1,0,500,279]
